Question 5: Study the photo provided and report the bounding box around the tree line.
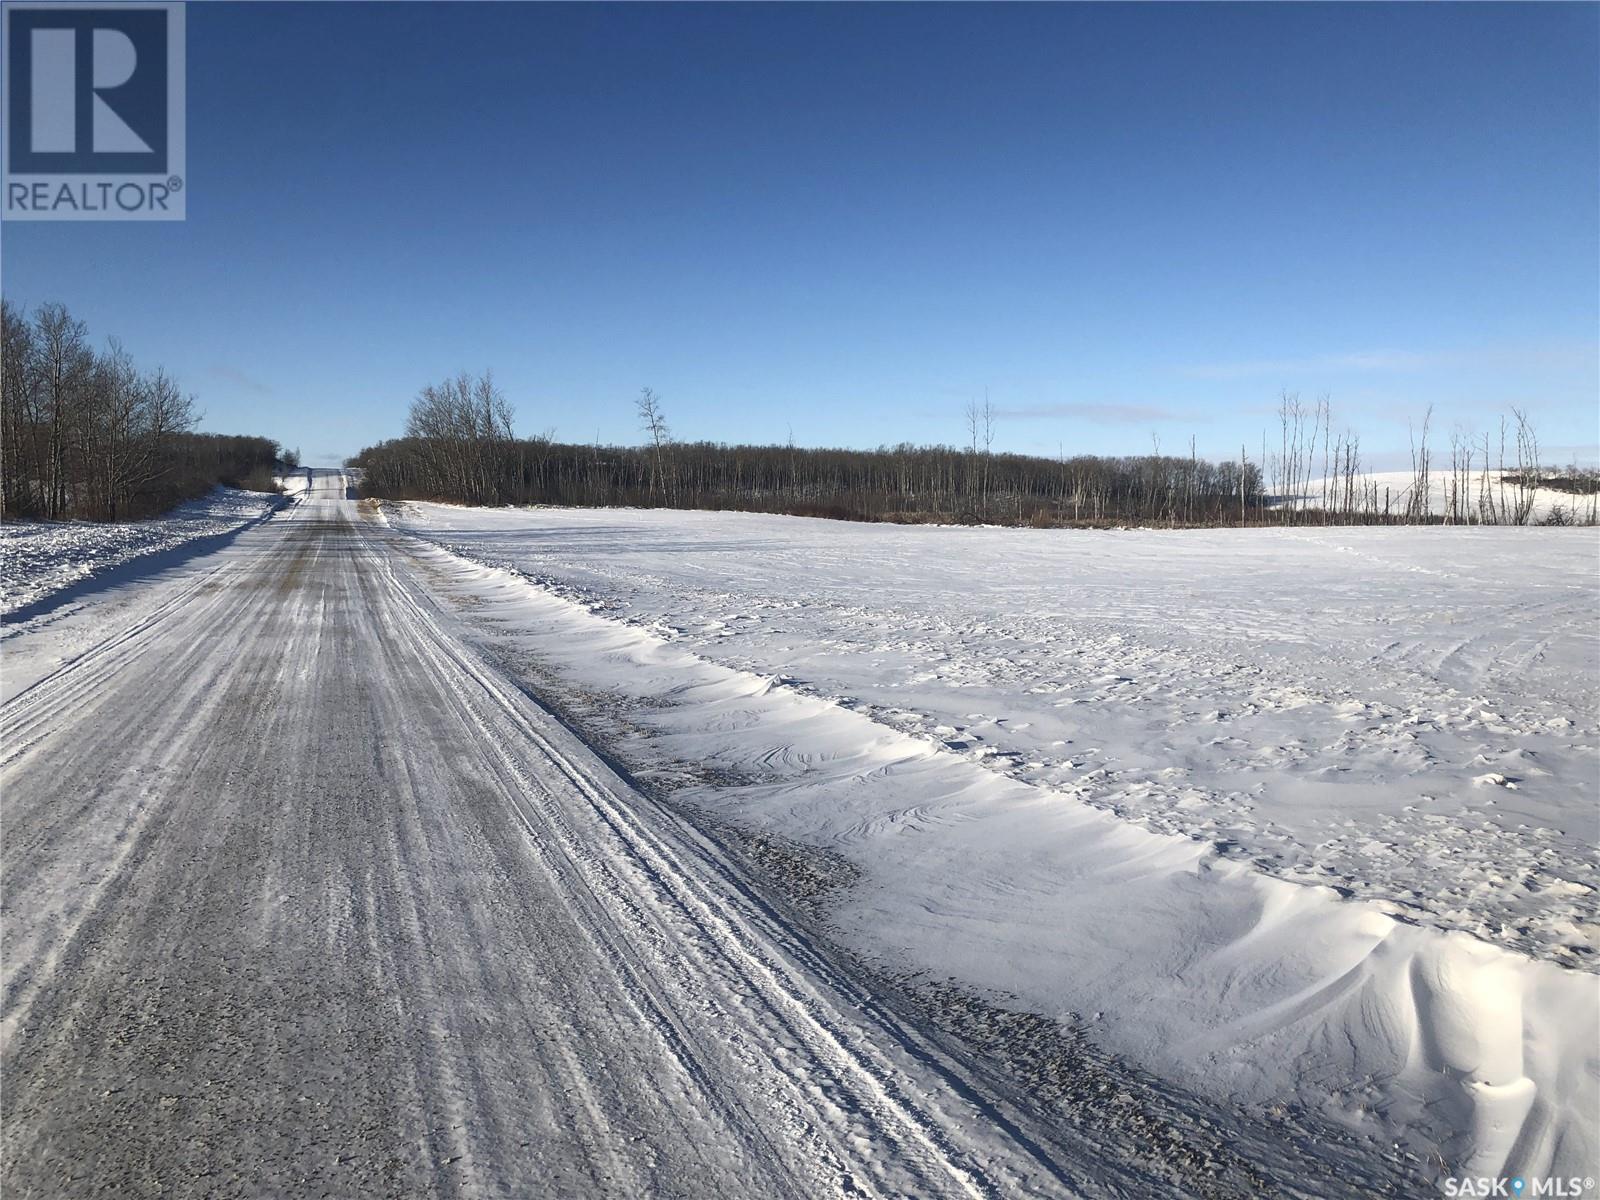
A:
[349,374,1595,527]
[1,301,290,521]
[352,372,1262,525]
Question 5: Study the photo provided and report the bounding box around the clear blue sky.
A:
[4,2,1596,467]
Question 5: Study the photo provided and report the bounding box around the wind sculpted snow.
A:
[0,475,1162,1199]
[3,479,1594,1195]
[379,500,1600,1185]
[0,486,283,620]
[384,503,1600,968]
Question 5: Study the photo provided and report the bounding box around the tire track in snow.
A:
[358,515,1047,1199]
[2,476,1089,1199]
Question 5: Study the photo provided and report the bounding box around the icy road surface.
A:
[1,473,1134,1199]
[4,477,1594,1195]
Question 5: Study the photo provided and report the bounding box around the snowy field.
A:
[1279,469,1598,526]
[388,503,1599,963]
[0,486,285,619]
[385,500,1600,1183]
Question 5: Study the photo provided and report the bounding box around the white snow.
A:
[383,500,1600,1183]
[386,503,1600,963]
[1277,468,1597,525]
[0,487,283,619]
[7,476,1122,1198]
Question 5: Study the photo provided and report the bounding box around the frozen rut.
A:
[0,475,1072,1198]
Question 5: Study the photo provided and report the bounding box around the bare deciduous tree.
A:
[0,302,275,520]
[636,387,672,503]
[352,385,1588,529]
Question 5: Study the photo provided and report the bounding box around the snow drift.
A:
[383,501,1600,1184]
[0,486,285,620]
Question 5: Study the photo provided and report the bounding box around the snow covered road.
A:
[4,475,1593,1196]
[370,499,1599,1189]
[0,474,1108,1198]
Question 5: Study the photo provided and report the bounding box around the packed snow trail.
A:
[0,473,1078,1199]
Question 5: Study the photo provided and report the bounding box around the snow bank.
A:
[0,487,283,619]
[275,471,312,498]
[390,522,1600,1185]
[386,503,1600,969]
